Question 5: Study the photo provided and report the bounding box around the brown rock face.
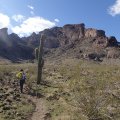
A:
[25,32,40,48]
[85,28,105,38]
[93,37,108,49]
[63,23,85,41]
[43,28,61,48]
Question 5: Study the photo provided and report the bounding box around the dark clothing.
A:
[20,79,25,93]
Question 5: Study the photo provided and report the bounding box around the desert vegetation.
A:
[0,63,36,120]
[1,58,119,120]
[40,59,120,120]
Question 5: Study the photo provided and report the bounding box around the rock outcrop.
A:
[0,28,8,39]
[85,28,105,38]
[63,23,85,40]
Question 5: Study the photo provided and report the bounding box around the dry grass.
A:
[0,59,120,120]
[41,59,120,120]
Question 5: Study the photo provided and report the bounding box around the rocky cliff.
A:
[39,23,120,61]
[0,23,120,61]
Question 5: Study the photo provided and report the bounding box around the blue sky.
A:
[0,0,120,41]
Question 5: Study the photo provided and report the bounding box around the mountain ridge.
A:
[0,23,120,61]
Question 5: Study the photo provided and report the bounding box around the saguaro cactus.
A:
[35,34,45,84]
[35,48,39,60]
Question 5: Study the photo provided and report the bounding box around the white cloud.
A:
[27,5,34,10]
[108,0,120,16]
[12,14,25,22]
[27,5,35,15]
[54,19,60,23]
[11,17,56,37]
[0,13,10,28]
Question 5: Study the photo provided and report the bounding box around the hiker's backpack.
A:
[16,72,23,79]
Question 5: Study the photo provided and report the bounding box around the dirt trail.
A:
[31,98,47,120]
[24,92,48,120]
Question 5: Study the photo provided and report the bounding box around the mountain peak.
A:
[0,28,8,41]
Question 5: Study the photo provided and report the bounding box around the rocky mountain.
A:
[0,23,120,61]
[0,28,34,61]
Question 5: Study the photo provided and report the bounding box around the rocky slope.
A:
[0,68,35,120]
[0,23,120,61]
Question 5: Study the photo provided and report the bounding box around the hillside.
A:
[0,23,120,61]
[0,23,120,120]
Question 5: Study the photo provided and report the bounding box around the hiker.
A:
[16,69,26,93]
